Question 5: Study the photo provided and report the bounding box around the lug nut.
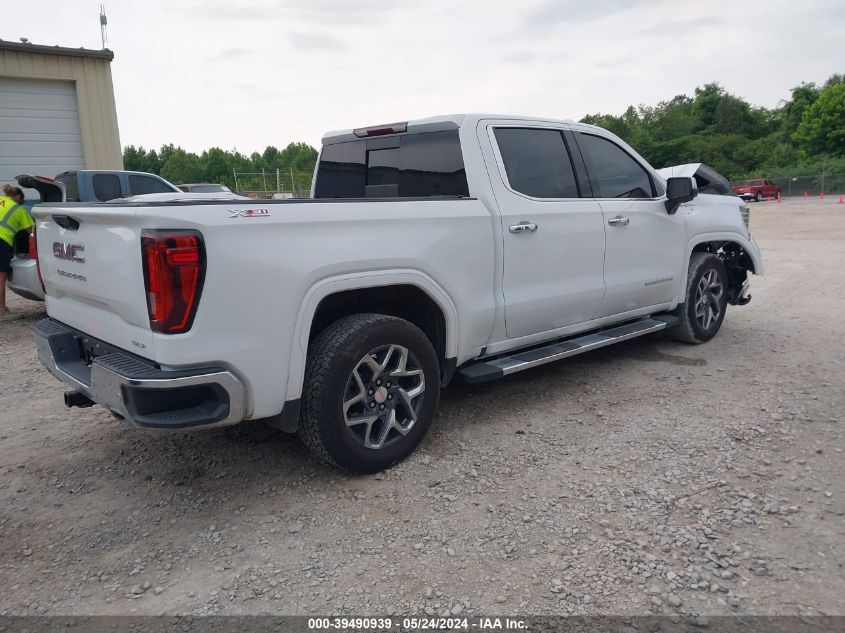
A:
[387,394,393,400]
[376,379,382,386]
[369,402,376,408]
[368,389,374,396]
[386,382,392,388]
[379,404,385,410]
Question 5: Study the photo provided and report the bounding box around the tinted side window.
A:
[400,131,468,197]
[314,130,469,199]
[129,175,175,195]
[577,134,654,199]
[92,174,122,201]
[56,172,80,202]
[494,128,579,198]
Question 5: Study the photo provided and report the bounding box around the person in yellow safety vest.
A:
[0,184,35,320]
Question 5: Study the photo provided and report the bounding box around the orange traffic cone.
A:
[820,191,825,199]
[776,193,782,203]
[803,191,809,198]
[839,194,844,205]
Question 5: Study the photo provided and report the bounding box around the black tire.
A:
[299,313,440,473]
[754,191,763,202]
[670,253,729,344]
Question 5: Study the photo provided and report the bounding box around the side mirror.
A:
[665,176,697,215]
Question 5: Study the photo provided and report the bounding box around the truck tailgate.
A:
[33,205,155,356]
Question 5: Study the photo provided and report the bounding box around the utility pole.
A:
[276,168,280,195]
[233,168,239,194]
[99,5,108,49]
[821,158,826,195]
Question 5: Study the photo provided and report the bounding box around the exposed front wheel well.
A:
[690,241,754,304]
[308,285,451,382]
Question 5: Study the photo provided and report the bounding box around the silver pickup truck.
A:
[31,114,762,473]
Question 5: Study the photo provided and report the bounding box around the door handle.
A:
[608,216,630,227]
[509,222,538,234]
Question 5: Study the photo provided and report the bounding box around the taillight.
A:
[140,230,205,334]
[31,228,45,291]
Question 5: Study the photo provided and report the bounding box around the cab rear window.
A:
[314,130,469,199]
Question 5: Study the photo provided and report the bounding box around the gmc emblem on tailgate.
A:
[53,242,85,263]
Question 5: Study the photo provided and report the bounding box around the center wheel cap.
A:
[374,386,388,404]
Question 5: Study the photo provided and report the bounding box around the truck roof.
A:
[322,113,581,145]
[56,169,167,177]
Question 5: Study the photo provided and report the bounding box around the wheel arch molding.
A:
[284,270,459,402]
[679,232,763,304]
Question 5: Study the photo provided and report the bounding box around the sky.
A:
[6,0,843,154]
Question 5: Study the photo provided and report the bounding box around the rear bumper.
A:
[8,258,45,301]
[32,318,246,429]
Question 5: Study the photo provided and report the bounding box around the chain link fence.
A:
[229,169,844,201]
[233,170,313,199]
[760,171,845,197]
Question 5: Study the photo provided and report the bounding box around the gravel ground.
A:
[0,198,842,618]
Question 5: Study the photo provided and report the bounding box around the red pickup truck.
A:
[732,179,781,202]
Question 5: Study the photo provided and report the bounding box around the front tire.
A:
[670,253,729,344]
[755,191,763,202]
[299,313,440,473]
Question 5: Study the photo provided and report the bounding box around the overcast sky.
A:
[7,0,843,154]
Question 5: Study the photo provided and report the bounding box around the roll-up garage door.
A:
[0,76,85,186]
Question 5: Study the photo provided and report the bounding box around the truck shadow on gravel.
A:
[26,334,707,499]
[114,334,703,478]
[4,299,46,323]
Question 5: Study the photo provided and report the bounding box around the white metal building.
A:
[0,40,122,186]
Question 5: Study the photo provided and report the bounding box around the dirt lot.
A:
[0,198,842,618]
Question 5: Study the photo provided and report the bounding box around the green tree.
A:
[158,143,179,168]
[824,74,844,88]
[201,147,235,187]
[713,95,759,136]
[793,83,845,156]
[779,83,820,140]
[691,83,726,128]
[160,149,203,185]
[123,145,146,171]
[647,96,699,141]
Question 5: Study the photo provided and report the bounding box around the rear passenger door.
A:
[485,124,606,339]
[572,130,684,317]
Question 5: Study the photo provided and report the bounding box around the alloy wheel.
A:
[342,344,426,450]
[694,269,723,330]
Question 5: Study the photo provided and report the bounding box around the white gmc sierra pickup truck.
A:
[30,114,762,473]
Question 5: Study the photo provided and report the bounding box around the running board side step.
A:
[458,314,679,383]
